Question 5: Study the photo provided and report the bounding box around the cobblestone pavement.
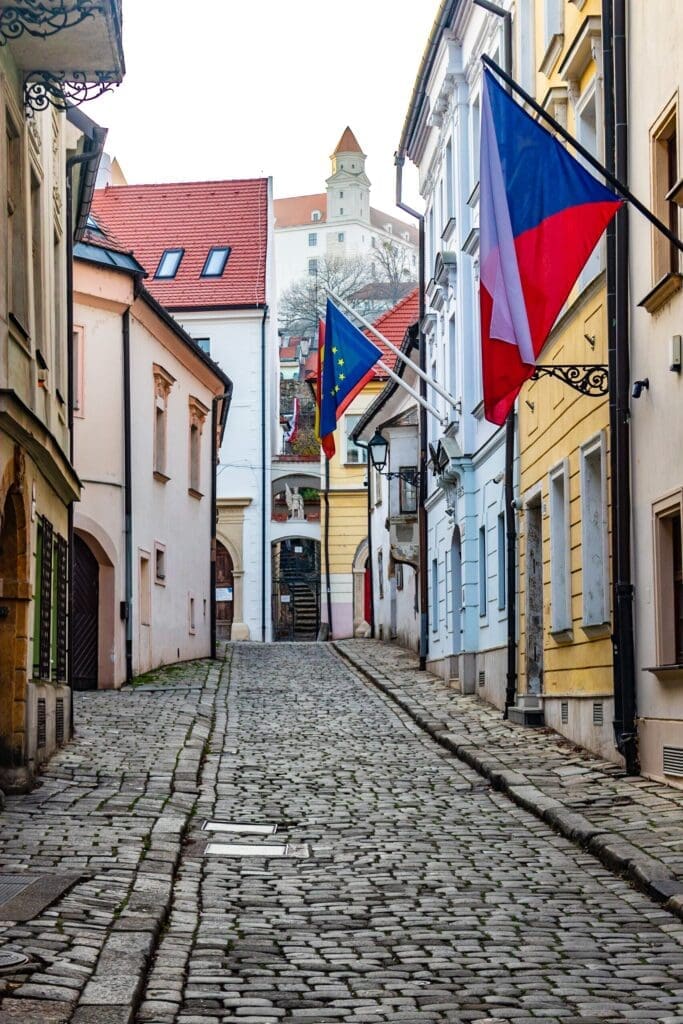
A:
[335,640,683,917]
[137,643,683,1024]
[2,644,683,1024]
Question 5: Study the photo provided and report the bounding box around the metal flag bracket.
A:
[531,364,609,397]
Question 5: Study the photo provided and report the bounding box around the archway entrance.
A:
[0,488,29,768]
[272,538,320,641]
[73,534,99,691]
[216,541,234,640]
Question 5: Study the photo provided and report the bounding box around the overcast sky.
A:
[86,0,437,215]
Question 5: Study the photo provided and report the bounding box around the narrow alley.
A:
[0,645,682,1024]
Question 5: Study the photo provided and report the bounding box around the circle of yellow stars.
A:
[329,346,345,396]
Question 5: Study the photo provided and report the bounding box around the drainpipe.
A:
[122,308,133,683]
[472,0,517,716]
[211,386,233,659]
[260,305,268,643]
[395,155,427,669]
[605,0,638,773]
[65,150,97,733]
[354,440,375,638]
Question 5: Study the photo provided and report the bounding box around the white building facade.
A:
[399,1,513,705]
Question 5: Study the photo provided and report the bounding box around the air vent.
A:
[36,699,46,749]
[55,699,64,745]
[592,701,604,726]
[663,746,683,778]
[561,701,569,725]
[478,670,485,687]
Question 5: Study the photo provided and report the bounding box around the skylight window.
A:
[201,247,231,278]
[155,248,184,279]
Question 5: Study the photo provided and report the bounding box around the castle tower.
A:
[325,127,371,225]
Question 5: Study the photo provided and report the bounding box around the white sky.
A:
[86,0,438,215]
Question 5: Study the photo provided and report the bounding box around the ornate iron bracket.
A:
[532,364,609,397]
[0,1,105,46]
[24,70,119,112]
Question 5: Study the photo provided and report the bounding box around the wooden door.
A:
[216,542,234,639]
[73,534,99,691]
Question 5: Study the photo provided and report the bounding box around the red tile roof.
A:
[332,126,364,155]
[91,179,269,309]
[279,344,299,360]
[364,288,419,378]
[274,194,327,228]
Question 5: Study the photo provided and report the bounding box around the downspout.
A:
[395,156,428,670]
[65,149,99,733]
[354,440,375,638]
[210,386,233,660]
[122,307,133,683]
[260,305,268,643]
[606,0,638,772]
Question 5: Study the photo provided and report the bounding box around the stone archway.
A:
[0,454,30,770]
[352,538,370,637]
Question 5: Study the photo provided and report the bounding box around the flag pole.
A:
[376,359,447,426]
[327,288,460,412]
[482,54,683,256]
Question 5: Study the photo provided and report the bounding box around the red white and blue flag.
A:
[480,67,622,425]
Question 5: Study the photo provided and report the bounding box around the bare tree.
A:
[279,255,376,338]
[372,240,417,305]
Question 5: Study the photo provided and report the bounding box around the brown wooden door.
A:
[216,542,234,639]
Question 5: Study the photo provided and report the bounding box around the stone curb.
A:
[333,642,683,922]
[70,660,227,1024]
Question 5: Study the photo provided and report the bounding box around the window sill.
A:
[643,663,683,679]
[153,470,170,484]
[9,312,30,345]
[638,272,683,314]
[581,620,611,639]
[154,577,166,587]
[539,32,564,78]
[188,487,203,500]
[550,627,574,644]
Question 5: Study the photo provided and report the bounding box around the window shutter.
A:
[56,534,68,683]
[39,517,53,680]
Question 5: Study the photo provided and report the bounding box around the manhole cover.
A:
[0,950,29,971]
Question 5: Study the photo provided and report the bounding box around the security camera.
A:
[631,378,649,399]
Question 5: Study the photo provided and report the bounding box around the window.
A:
[153,364,175,479]
[308,258,318,275]
[31,169,43,346]
[193,337,210,355]
[311,210,321,222]
[338,232,345,243]
[139,551,151,626]
[339,208,344,215]
[543,0,563,53]
[445,139,454,220]
[201,246,231,277]
[448,316,457,396]
[73,326,84,415]
[471,95,481,190]
[431,559,439,631]
[344,415,367,465]
[189,593,196,634]
[576,87,602,288]
[6,110,28,332]
[654,494,683,665]
[580,435,609,627]
[399,468,418,514]
[371,466,382,507]
[308,232,317,247]
[188,396,208,495]
[652,104,679,283]
[155,248,184,279]
[479,526,487,616]
[53,227,64,398]
[378,551,384,600]
[339,191,344,198]
[549,461,571,633]
[155,543,166,584]
[498,513,506,610]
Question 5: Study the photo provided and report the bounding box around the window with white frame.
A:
[431,558,439,632]
[448,315,457,397]
[543,0,563,55]
[308,258,318,275]
[479,526,487,616]
[653,491,683,665]
[73,326,84,416]
[154,542,166,585]
[549,460,571,633]
[445,139,454,222]
[153,364,175,479]
[343,414,367,465]
[580,434,609,627]
[575,84,603,288]
[471,94,481,191]
[308,232,317,247]
[517,0,536,95]
[6,108,29,334]
[497,513,506,610]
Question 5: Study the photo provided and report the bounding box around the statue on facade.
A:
[285,484,305,521]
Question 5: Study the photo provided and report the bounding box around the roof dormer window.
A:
[155,248,184,279]
[312,210,321,222]
[201,246,231,278]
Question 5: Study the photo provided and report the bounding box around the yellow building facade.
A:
[516,0,618,760]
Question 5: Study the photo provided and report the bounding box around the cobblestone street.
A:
[1,644,683,1024]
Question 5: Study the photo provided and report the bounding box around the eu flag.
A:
[320,299,382,438]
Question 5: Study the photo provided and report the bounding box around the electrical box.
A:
[671,335,682,372]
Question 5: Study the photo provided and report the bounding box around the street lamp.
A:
[367,429,389,472]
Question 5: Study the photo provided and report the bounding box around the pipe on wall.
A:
[260,305,268,643]
[122,308,133,683]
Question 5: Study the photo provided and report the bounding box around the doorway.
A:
[216,541,234,640]
[0,489,29,766]
[525,495,544,695]
[450,528,462,655]
[73,534,99,691]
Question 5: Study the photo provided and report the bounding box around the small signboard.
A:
[216,588,233,601]
[294,546,303,553]
[280,595,291,604]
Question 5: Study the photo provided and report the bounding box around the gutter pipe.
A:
[607,0,639,772]
[261,305,268,643]
[395,156,428,670]
[211,384,234,660]
[122,307,133,684]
